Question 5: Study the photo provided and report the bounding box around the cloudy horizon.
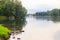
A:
[21,0,60,14]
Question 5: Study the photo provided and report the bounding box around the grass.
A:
[0,16,7,22]
[0,25,11,39]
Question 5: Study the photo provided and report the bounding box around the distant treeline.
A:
[35,9,60,17]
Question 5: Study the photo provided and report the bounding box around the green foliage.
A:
[0,25,10,38]
[35,9,60,17]
[0,0,27,16]
[0,0,27,34]
[48,9,60,17]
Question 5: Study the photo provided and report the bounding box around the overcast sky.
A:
[21,0,60,14]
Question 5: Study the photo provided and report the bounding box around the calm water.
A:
[9,16,60,40]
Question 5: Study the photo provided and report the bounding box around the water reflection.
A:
[0,17,26,40]
[21,16,60,40]
[1,16,60,40]
[35,16,60,23]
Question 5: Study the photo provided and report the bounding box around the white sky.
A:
[20,0,60,14]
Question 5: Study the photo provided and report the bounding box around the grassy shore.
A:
[0,25,11,40]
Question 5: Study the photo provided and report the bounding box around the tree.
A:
[0,0,27,33]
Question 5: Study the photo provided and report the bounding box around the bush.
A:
[0,25,11,40]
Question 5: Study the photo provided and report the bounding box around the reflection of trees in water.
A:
[35,16,51,21]
[35,16,60,23]
[51,16,60,23]
[0,18,26,34]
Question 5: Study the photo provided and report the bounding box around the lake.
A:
[9,16,60,40]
